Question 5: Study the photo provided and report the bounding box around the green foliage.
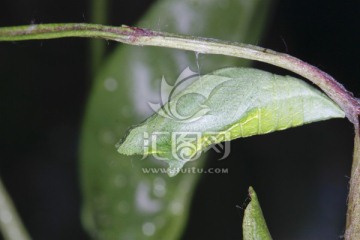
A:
[243,187,272,240]
[80,0,270,239]
[117,67,344,176]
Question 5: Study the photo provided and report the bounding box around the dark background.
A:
[0,0,359,239]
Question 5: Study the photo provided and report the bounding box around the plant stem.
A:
[0,178,31,240]
[1,23,359,239]
[1,23,359,123]
[346,127,360,239]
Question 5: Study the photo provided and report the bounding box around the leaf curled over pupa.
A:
[117,67,344,176]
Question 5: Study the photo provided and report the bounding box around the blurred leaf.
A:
[243,187,272,240]
[117,67,344,176]
[80,0,271,239]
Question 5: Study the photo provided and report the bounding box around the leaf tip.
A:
[248,186,256,199]
[243,187,272,240]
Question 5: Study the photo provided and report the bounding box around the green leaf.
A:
[243,187,272,240]
[117,67,344,176]
[80,0,271,239]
